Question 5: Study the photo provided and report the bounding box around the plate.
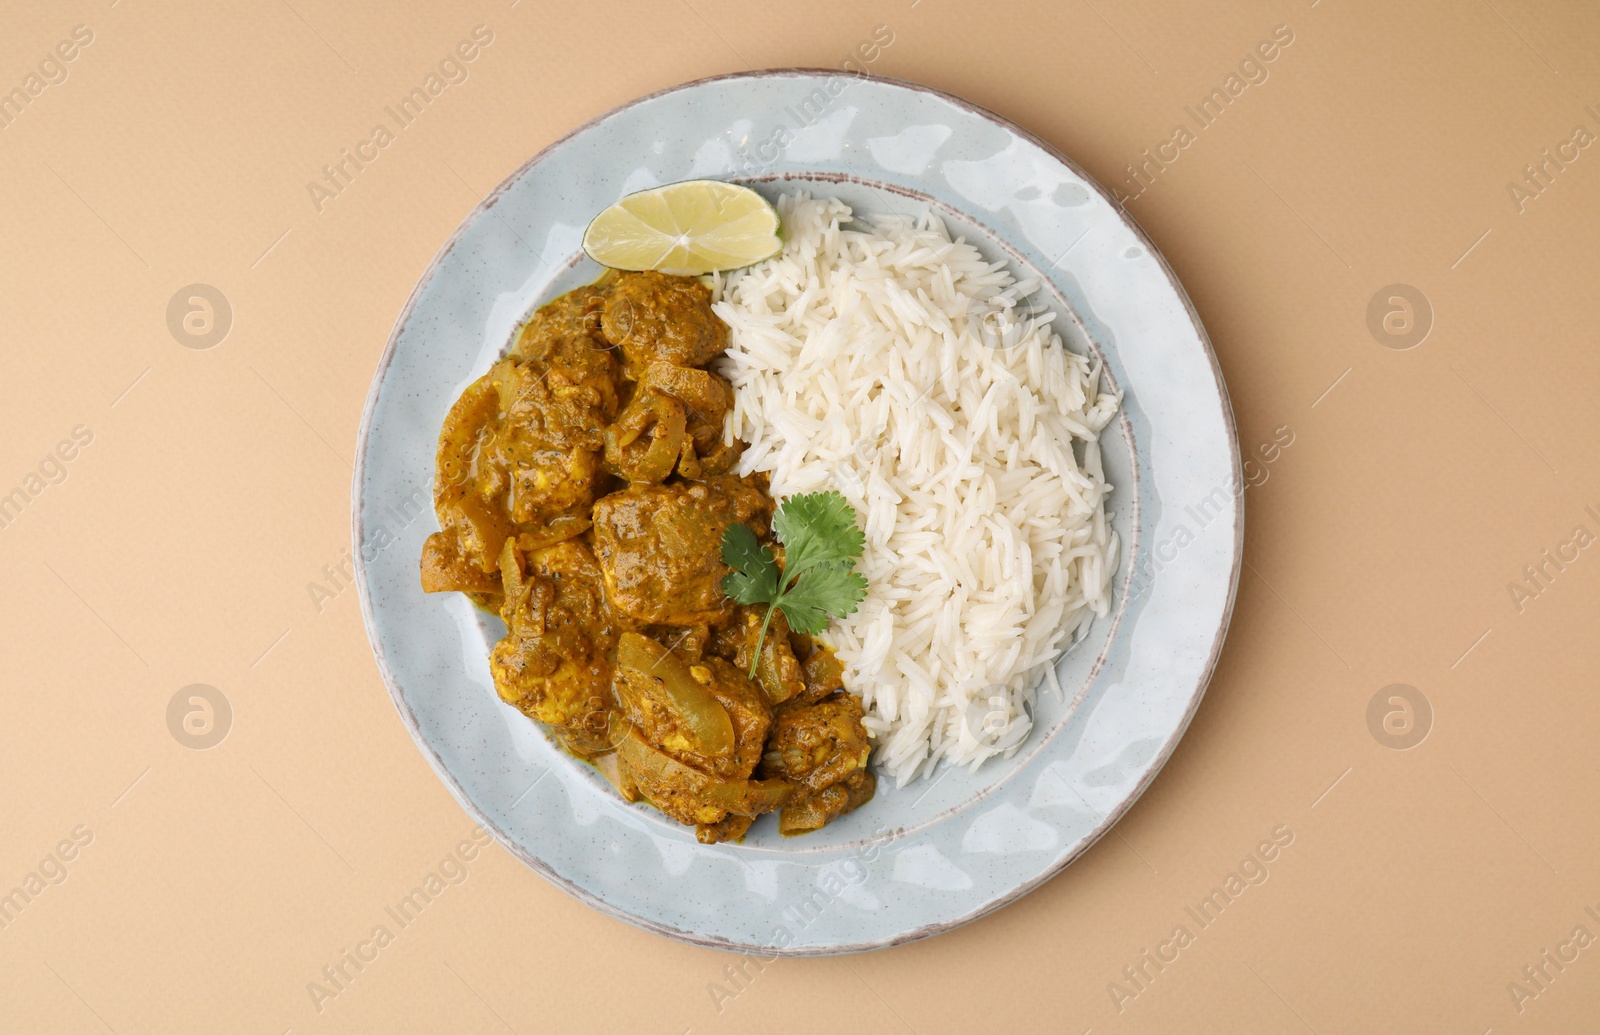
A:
[353,69,1241,955]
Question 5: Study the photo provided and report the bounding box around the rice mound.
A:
[712,193,1120,786]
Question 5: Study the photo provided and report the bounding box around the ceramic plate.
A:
[353,69,1241,955]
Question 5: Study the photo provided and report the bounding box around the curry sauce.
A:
[421,272,873,842]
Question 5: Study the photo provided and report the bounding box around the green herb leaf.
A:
[775,562,868,636]
[720,521,779,604]
[771,490,866,588]
[718,490,868,677]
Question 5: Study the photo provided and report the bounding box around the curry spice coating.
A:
[423,271,874,842]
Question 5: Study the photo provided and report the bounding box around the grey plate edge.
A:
[350,66,1244,956]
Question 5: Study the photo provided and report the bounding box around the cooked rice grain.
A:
[713,194,1120,786]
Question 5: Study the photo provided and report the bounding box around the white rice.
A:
[712,193,1121,787]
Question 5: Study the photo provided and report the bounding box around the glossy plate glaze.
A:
[354,70,1241,955]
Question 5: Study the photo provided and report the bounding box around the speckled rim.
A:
[353,67,1242,955]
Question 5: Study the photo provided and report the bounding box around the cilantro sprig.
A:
[721,490,868,677]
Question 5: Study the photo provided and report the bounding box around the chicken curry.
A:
[420,271,874,843]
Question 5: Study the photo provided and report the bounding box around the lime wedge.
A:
[582,180,781,275]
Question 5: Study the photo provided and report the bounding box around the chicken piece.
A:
[646,622,709,662]
[420,527,503,596]
[501,295,621,452]
[423,285,622,586]
[777,770,876,836]
[674,434,742,481]
[489,538,619,758]
[591,475,770,625]
[605,368,737,483]
[761,693,876,835]
[761,693,873,794]
[426,373,515,581]
[615,724,793,841]
[634,363,732,453]
[598,277,732,482]
[603,387,685,484]
[487,340,618,530]
[707,604,806,705]
[492,354,615,455]
[795,643,846,707]
[600,271,729,371]
[613,652,791,840]
[616,653,770,781]
[512,284,611,364]
[695,814,754,844]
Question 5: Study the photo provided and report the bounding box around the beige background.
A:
[3,0,1598,1031]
